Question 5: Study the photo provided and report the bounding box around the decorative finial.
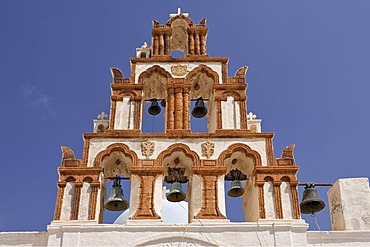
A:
[247,112,256,120]
[97,112,108,120]
[170,8,189,17]
[141,42,148,48]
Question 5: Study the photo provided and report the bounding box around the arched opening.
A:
[142,100,165,133]
[220,144,261,222]
[190,99,208,132]
[94,145,135,224]
[103,174,131,224]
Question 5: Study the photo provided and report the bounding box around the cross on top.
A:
[170,8,189,18]
[247,112,257,120]
[97,112,108,120]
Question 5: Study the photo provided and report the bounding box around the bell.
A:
[227,180,245,197]
[148,99,161,115]
[167,182,186,202]
[192,97,207,118]
[104,183,129,211]
[300,184,325,214]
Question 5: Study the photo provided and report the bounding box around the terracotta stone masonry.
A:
[52,12,301,224]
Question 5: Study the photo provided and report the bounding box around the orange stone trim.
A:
[240,100,247,129]
[54,186,65,220]
[258,184,266,219]
[138,65,173,84]
[82,138,90,166]
[70,183,82,220]
[186,64,219,86]
[93,143,138,168]
[88,185,99,220]
[157,143,201,167]
[273,181,283,219]
[109,99,116,130]
[218,143,262,167]
[132,173,162,219]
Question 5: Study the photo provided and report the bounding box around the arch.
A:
[264,176,274,182]
[65,176,76,182]
[93,143,138,168]
[186,65,219,85]
[138,65,172,83]
[157,143,201,168]
[165,14,194,27]
[281,176,291,182]
[138,65,172,101]
[221,91,242,101]
[83,176,93,183]
[218,143,262,168]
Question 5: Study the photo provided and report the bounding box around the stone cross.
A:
[170,8,189,17]
[247,112,257,120]
[97,112,108,120]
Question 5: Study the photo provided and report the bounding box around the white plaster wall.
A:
[234,100,241,129]
[128,175,140,219]
[134,62,224,83]
[264,181,276,219]
[44,220,309,246]
[221,96,234,129]
[247,119,262,133]
[0,232,48,246]
[87,138,268,168]
[60,182,74,221]
[327,177,370,231]
[78,181,91,220]
[153,175,163,218]
[114,97,135,130]
[189,174,202,220]
[281,181,294,219]
[217,176,226,217]
[307,230,370,246]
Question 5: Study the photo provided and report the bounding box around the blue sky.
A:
[1,0,370,231]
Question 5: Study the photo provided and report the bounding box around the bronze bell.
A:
[167,182,186,202]
[148,99,161,115]
[192,97,207,118]
[300,183,325,214]
[104,182,129,211]
[228,180,245,197]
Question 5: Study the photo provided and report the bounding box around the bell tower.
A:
[51,10,303,244]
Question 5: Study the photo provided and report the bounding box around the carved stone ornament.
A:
[141,141,155,159]
[171,65,187,76]
[201,141,214,159]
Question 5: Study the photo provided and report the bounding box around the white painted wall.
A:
[114,97,135,130]
[87,138,268,168]
[60,182,74,221]
[281,181,294,219]
[264,181,276,219]
[134,62,224,83]
[78,181,91,220]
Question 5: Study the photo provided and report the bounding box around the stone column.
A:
[71,182,82,220]
[174,87,183,129]
[290,183,300,219]
[257,182,266,219]
[54,183,66,220]
[165,33,170,55]
[183,87,190,130]
[167,88,175,130]
[195,31,200,55]
[200,32,206,55]
[153,34,159,56]
[109,97,117,130]
[240,101,247,129]
[273,181,283,219]
[131,167,163,219]
[194,168,226,219]
[159,33,164,55]
[88,183,100,220]
[189,32,195,55]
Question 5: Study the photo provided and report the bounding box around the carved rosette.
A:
[141,141,155,159]
[201,141,214,159]
[171,65,187,76]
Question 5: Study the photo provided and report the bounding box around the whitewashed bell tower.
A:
[50,10,306,246]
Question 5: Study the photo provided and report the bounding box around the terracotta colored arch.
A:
[186,64,219,85]
[166,14,194,27]
[218,143,262,167]
[138,65,172,84]
[264,176,274,182]
[93,143,138,168]
[157,143,200,167]
[221,91,242,101]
